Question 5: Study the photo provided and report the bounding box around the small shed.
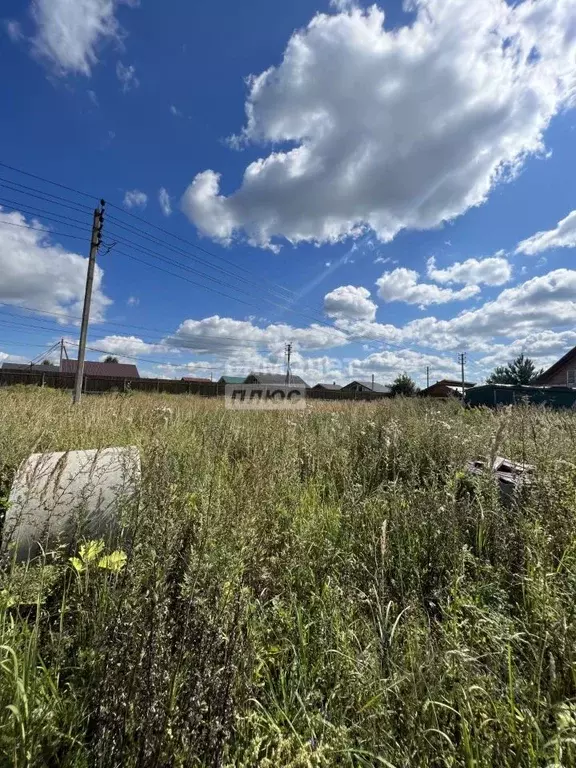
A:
[420,379,475,398]
[181,376,212,384]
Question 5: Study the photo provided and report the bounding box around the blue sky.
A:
[2,0,576,386]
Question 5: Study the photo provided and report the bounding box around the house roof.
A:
[1,362,59,374]
[420,378,475,395]
[61,359,140,378]
[533,345,576,384]
[343,380,391,393]
[218,375,246,384]
[182,376,212,383]
[245,372,309,388]
[313,383,341,390]
[437,379,476,388]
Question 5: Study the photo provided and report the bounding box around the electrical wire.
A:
[0,219,88,240]
[0,167,333,324]
[0,309,303,351]
[0,161,344,329]
[0,177,94,214]
[0,161,97,202]
[105,214,298,303]
[0,161,449,361]
[0,197,92,232]
[0,161,309,305]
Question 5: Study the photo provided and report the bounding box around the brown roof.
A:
[341,380,391,394]
[418,379,475,397]
[420,379,475,395]
[533,346,576,385]
[313,383,341,390]
[61,359,140,378]
[2,363,59,374]
[436,379,476,388]
[182,376,212,383]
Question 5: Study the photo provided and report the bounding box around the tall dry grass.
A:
[1,386,576,766]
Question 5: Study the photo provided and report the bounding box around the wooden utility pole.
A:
[457,352,467,399]
[285,342,292,386]
[73,201,105,405]
[426,366,430,389]
[59,337,68,369]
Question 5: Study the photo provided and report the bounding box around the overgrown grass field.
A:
[2,387,576,766]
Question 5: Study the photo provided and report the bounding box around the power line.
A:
[106,213,297,303]
[0,303,267,346]
[0,337,215,372]
[0,168,306,313]
[0,219,88,240]
[0,161,315,308]
[0,177,93,214]
[110,238,341,330]
[107,202,299,301]
[0,161,97,202]
[0,197,92,232]
[0,162,470,361]
[0,161,344,330]
[0,308,305,352]
[0,162,297,293]
[117,250,259,309]
[0,166,330,322]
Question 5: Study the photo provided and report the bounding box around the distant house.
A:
[181,376,212,384]
[341,380,391,395]
[217,375,246,385]
[244,372,309,389]
[420,379,475,398]
[533,347,576,387]
[61,359,140,378]
[312,383,341,392]
[1,362,59,374]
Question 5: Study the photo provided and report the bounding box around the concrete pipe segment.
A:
[2,447,141,562]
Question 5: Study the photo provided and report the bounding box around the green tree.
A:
[486,354,543,385]
[42,359,56,366]
[103,356,119,364]
[391,373,418,397]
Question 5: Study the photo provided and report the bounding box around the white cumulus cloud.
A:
[0,208,111,319]
[182,0,576,248]
[426,255,512,286]
[158,187,172,216]
[376,268,479,307]
[93,335,167,359]
[516,210,576,255]
[29,0,138,76]
[363,268,576,351]
[164,315,348,355]
[123,189,147,209]
[323,285,377,321]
